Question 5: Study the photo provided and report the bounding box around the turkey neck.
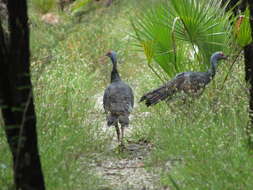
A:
[207,57,218,79]
[110,57,121,82]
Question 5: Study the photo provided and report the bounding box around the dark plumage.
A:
[103,51,134,146]
[140,52,227,107]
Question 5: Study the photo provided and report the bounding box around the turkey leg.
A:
[115,123,120,142]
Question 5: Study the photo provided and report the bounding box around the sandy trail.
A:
[90,92,169,190]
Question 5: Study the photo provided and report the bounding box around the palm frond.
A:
[234,7,252,47]
[131,0,233,78]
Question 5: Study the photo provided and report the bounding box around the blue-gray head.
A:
[106,50,117,64]
[208,51,227,77]
[210,51,227,63]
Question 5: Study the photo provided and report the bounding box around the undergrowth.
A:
[132,55,253,189]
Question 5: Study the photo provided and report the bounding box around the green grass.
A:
[132,60,253,189]
[1,0,253,189]
[31,0,57,14]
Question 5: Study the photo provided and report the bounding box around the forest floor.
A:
[89,138,161,190]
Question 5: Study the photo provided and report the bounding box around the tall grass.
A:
[32,0,56,14]
[30,11,119,190]
[132,58,253,189]
[0,129,13,189]
[1,0,145,189]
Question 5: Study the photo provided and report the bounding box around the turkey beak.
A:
[223,55,228,60]
[99,55,108,64]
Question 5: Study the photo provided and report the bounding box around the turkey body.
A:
[140,52,227,107]
[103,80,134,127]
[140,71,211,106]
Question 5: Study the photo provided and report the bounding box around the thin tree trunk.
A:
[0,0,45,189]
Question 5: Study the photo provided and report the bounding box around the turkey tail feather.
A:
[140,84,176,107]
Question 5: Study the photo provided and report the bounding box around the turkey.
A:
[140,52,227,107]
[103,51,134,147]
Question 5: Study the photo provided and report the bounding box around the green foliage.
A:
[70,0,93,14]
[28,1,144,189]
[32,0,56,14]
[234,7,252,47]
[29,16,115,190]
[1,1,142,189]
[132,0,232,78]
[133,66,253,189]
[0,129,13,189]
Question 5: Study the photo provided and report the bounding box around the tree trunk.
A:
[0,0,45,189]
[245,0,253,148]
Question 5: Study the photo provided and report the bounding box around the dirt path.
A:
[93,142,160,190]
[91,93,170,190]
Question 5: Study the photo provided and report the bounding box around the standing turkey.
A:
[103,51,134,147]
[140,52,227,106]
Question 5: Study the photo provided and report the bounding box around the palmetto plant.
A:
[131,0,233,79]
[234,7,252,47]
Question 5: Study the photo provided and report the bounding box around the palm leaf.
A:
[131,0,232,78]
[234,7,252,47]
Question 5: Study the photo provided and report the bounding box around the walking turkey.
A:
[140,51,227,107]
[103,51,134,147]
